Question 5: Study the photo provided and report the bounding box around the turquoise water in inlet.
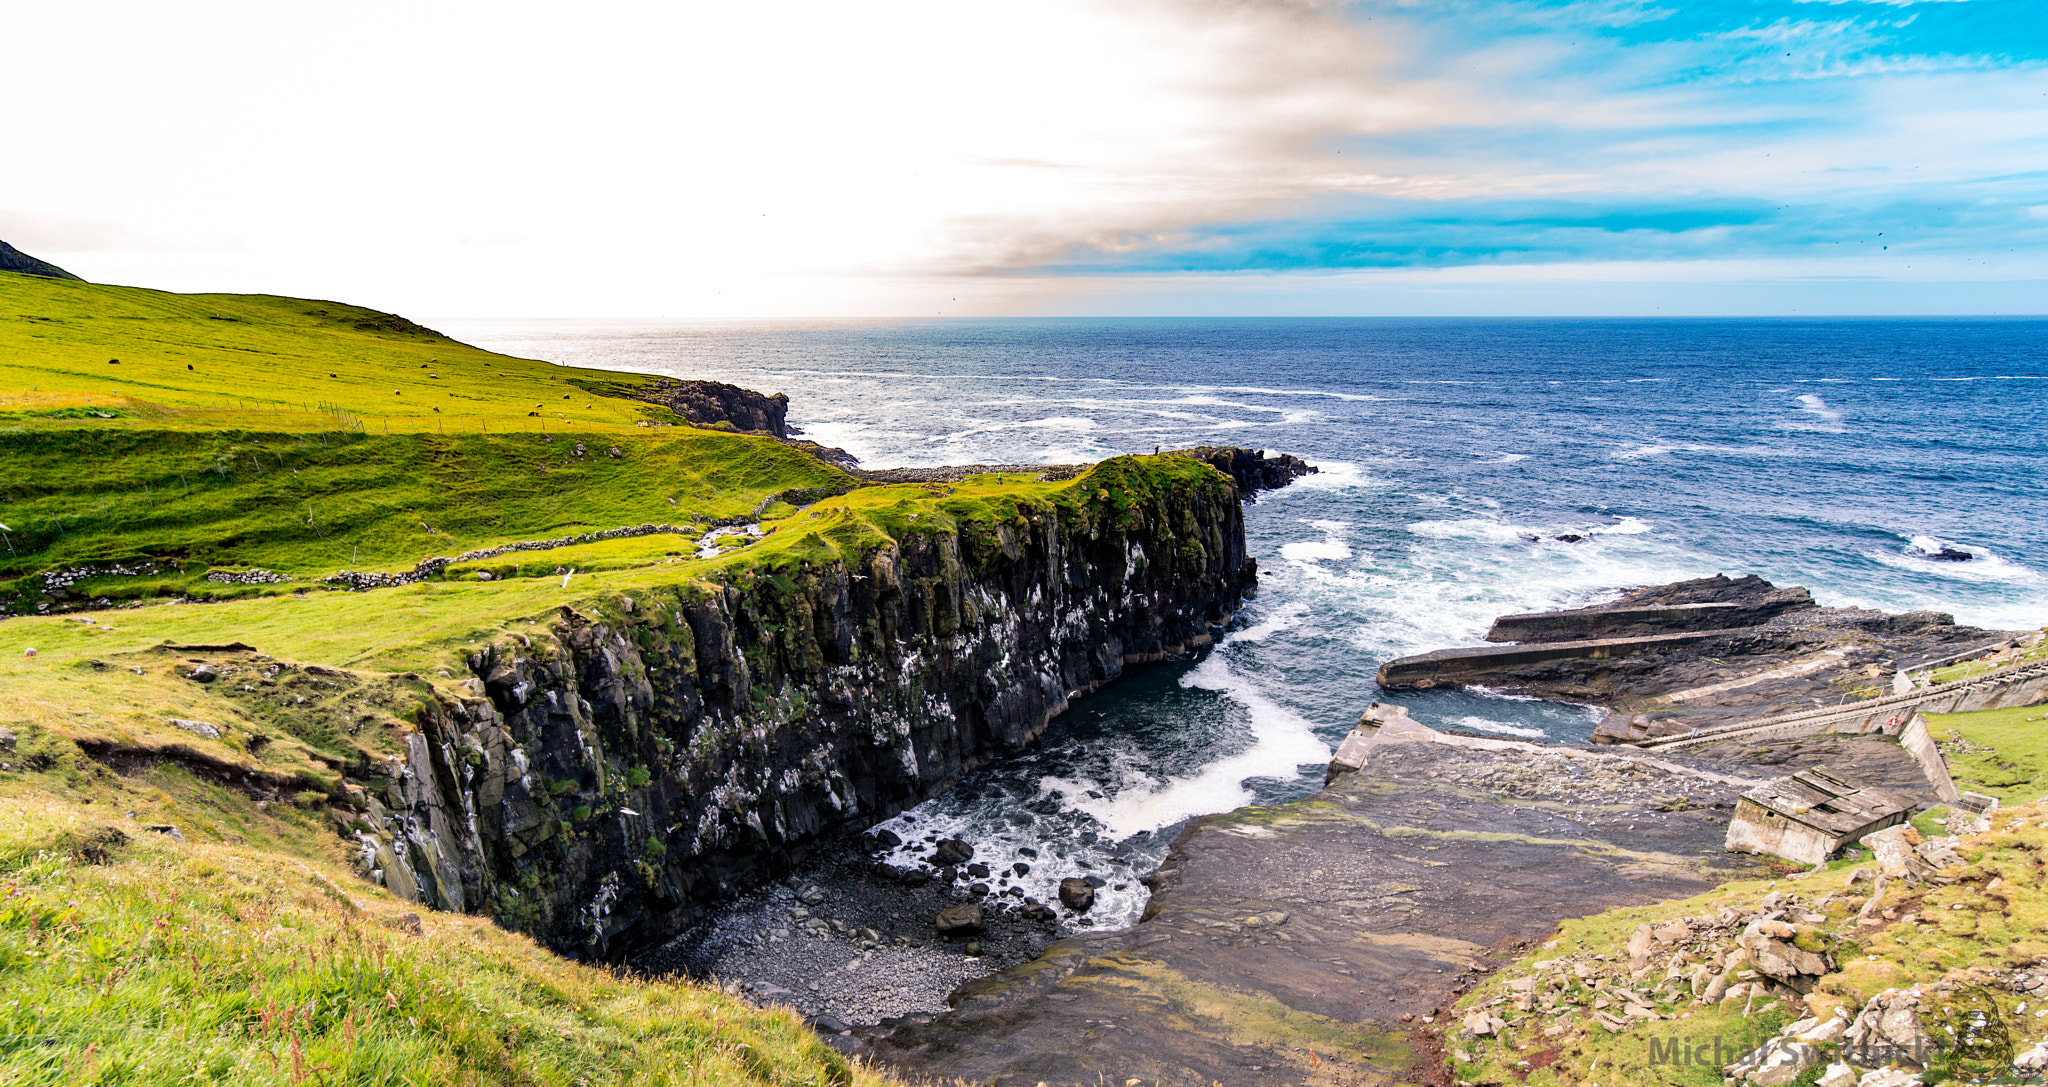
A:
[444,317,2048,927]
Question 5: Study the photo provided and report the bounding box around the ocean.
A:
[440,316,2048,929]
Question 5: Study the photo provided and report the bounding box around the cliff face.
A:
[0,238,83,281]
[361,456,1265,959]
[636,378,791,437]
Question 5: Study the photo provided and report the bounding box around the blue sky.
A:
[1021,1,2048,287]
[0,0,2042,316]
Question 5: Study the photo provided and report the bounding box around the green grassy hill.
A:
[0,271,862,611]
[0,269,948,1085]
[0,267,1241,1085]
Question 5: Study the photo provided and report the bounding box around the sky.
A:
[3,0,2045,318]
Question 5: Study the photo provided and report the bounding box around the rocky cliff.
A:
[359,454,1278,960]
[634,378,792,436]
[0,238,83,281]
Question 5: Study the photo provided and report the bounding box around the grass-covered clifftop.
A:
[0,267,1264,1084]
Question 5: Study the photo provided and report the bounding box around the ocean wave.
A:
[1593,517,1653,536]
[1019,658,1330,846]
[1277,461,1370,492]
[1863,536,2042,586]
[1281,520,1354,563]
[1449,716,1548,739]
[1229,605,1307,644]
[1780,393,1848,434]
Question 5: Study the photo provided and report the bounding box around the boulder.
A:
[1021,902,1056,923]
[935,901,983,936]
[1915,836,1966,870]
[169,718,222,740]
[797,883,827,906]
[932,838,973,866]
[1012,862,1030,876]
[1724,1037,1820,1086]
[807,1013,851,1034]
[1815,1062,1856,1087]
[187,664,219,683]
[965,862,990,879]
[1738,920,1832,991]
[1865,825,1935,881]
[1843,988,1932,1069]
[0,727,15,752]
[1626,923,1655,969]
[1058,877,1096,912]
[1459,1010,1506,1040]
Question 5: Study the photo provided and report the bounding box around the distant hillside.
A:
[0,237,83,281]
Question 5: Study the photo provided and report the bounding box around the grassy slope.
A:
[0,271,860,603]
[1,790,887,1087]
[0,269,1238,1084]
[1444,702,2048,1086]
[0,272,653,432]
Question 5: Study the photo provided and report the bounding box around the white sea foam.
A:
[1281,520,1354,563]
[1782,393,1848,433]
[1450,716,1549,739]
[1863,536,2042,587]
[1405,518,1531,542]
[1613,445,1673,460]
[1229,605,1307,644]
[1593,517,1653,536]
[1279,461,1369,492]
[1044,657,1329,842]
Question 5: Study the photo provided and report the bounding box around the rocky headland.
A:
[1378,574,2027,740]
[354,449,1313,964]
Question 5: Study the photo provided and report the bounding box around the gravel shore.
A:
[635,848,1067,1030]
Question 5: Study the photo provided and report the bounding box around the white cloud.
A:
[1,0,2041,317]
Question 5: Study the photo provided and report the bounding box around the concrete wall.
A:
[1899,713,1963,805]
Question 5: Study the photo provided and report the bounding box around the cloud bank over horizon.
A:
[2,0,2043,317]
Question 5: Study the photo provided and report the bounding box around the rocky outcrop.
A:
[1379,576,2017,733]
[0,238,83,281]
[637,378,791,436]
[857,707,1783,1085]
[359,455,1273,960]
[1174,445,1317,498]
[1485,575,1814,643]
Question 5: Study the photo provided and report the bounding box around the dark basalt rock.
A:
[638,378,791,436]
[0,238,83,281]
[935,902,983,936]
[1928,547,1973,562]
[1057,877,1095,912]
[933,839,974,866]
[359,452,1293,962]
[1174,446,1317,499]
[1485,574,1815,643]
[1382,574,2015,736]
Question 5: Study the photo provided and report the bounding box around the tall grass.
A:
[0,792,882,1087]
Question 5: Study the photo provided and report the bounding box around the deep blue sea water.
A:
[442,317,2048,927]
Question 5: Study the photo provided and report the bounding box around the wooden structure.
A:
[1724,767,1914,866]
